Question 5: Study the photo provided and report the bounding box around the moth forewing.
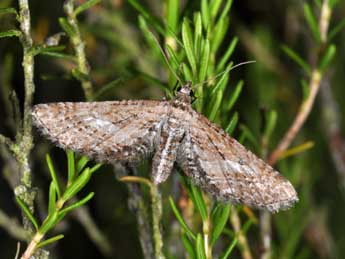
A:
[32,84,298,212]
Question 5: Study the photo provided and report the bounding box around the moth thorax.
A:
[176,83,193,104]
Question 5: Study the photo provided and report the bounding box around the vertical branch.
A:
[229,208,253,259]
[203,218,211,259]
[13,0,36,232]
[61,2,115,255]
[120,176,165,259]
[63,0,94,101]
[119,165,154,259]
[128,184,155,259]
[18,0,34,186]
[268,0,331,165]
[268,70,321,165]
[262,1,332,258]
[150,184,165,259]
[260,212,271,259]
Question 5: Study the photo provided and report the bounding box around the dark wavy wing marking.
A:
[32,100,169,163]
[177,111,298,212]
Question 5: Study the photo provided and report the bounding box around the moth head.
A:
[175,81,195,104]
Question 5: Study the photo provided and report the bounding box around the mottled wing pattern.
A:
[177,111,298,212]
[32,101,169,163]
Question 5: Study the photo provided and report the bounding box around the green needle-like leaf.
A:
[46,154,61,198]
[211,16,229,52]
[208,87,224,122]
[59,17,76,37]
[128,0,165,35]
[74,0,101,17]
[198,39,210,83]
[195,233,206,259]
[62,168,92,201]
[0,30,21,38]
[138,16,161,58]
[220,237,238,259]
[210,63,231,96]
[263,110,277,143]
[39,50,75,61]
[210,0,222,18]
[182,63,193,82]
[166,0,179,34]
[225,112,239,136]
[48,182,57,215]
[0,7,18,16]
[15,197,39,231]
[94,78,123,100]
[182,18,197,76]
[169,196,196,240]
[219,0,234,21]
[76,156,89,174]
[181,233,196,259]
[211,204,231,245]
[216,36,238,72]
[225,80,243,111]
[201,0,210,29]
[303,3,321,42]
[89,163,102,174]
[40,211,59,234]
[191,185,208,222]
[165,44,181,71]
[279,141,315,160]
[318,44,336,71]
[37,234,64,249]
[281,45,311,74]
[67,150,75,184]
[59,192,95,215]
[194,13,202,59]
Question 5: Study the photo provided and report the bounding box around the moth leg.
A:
[151,119,185,184]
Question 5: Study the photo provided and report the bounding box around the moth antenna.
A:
[194,60,256,88]
[148,30,184,88]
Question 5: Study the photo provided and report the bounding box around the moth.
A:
[32,84,298,212]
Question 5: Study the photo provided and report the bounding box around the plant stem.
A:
[260,143,271,259]
[129,185,154,259]
[64,0,94,101]
[229,208,252,259]
[203,218,212,259]
[20,232,44,259]
[18,0,34,184]
[260,212,271,259]
[121,176,166,258]
[12,0,37,234]
[119,174,157,259]
[263,2,331,259]
[268,0,331,165]
[20,193,67,258]
[150,184,165,259]
[268,70,321,165]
